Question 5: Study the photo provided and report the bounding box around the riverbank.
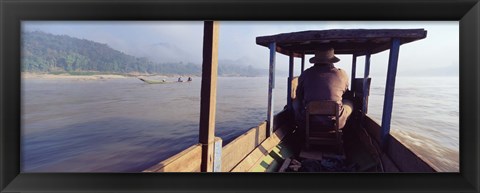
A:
[21,72,186,81]
[22,72,261,81]
[22,72,130,80]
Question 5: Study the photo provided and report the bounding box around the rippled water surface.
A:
[21,76,458,172]
[368,76,459,172]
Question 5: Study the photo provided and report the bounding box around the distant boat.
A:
[138,78,169,84]
[139,77,192,84]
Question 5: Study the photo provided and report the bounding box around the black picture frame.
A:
[1,0,479,192]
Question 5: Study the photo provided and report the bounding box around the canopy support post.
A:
[380,38,401,149]
[267,42,276,137]
[362,53,371,114]
[199,21,219,172]
[351,54,357,92]
[213,137,222,172]
[287,54,294,110]
[301,53,305,72]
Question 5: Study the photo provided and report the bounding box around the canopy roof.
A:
[256,29,427,57]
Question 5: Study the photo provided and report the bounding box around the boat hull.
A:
[143,109,436,172]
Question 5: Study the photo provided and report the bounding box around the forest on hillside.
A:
[21,31,266,76]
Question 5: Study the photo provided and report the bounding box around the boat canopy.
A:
[256,29,427,57]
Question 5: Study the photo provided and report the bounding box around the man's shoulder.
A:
[336,68,348,75]
[335,68,349,83]
[300,67,314,76]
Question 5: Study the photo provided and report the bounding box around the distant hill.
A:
[22,31,156,73]
[21,31,266,76]
[217,58,268,77]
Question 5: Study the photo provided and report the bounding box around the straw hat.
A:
[309,48,340,64]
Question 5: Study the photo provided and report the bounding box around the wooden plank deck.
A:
[143,144,202,172]
[144,110,292,173]
[278,158,291,172]
[221,122,267,172]
[230,124,289,172]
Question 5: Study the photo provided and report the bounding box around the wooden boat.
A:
[139,78,192,84]
[143,22,437,172]
[138,78,170,84]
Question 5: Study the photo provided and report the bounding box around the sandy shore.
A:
[22,72,199,81]
[22,72,129,81]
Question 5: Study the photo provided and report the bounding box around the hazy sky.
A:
[23,21,458,77]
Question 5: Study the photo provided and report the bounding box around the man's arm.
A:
[340,68,353,100]
[343,89,354,101]
[296,77,305,109]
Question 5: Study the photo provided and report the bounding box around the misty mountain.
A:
[21,31,266,76]
[22,31,156,73]
[218,64,267,77]
[218,58,268,77]
[217,57,293,77]
[218,57,256,67]
[139,42,196,63]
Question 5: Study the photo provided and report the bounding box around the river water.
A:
[21,76,458,172]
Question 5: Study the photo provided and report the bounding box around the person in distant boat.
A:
[178,77,183,82]
[294,48,353,134]
[187,77,192,82]
[162,79,166,82]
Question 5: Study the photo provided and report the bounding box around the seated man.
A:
[294,48,353,133]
